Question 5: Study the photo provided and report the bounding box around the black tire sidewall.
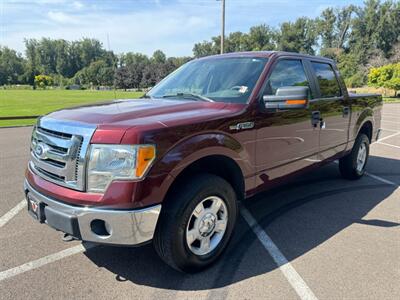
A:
[166,175,237,272]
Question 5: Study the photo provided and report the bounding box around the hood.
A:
[46,98,245,129]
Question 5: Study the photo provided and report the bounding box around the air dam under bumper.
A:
[24,180,161,246]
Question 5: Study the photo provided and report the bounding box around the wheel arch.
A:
[352,107,374,143]
[165,154,246,206]
[357,120,373,143]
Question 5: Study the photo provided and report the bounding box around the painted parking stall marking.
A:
[0,244,96,282]
[240,207,319,300]
[376,141,400,149]
[0,200,26,229]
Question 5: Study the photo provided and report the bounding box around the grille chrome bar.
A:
[33,129,73,149]
[29,117,96,191]
[31,154,67,177]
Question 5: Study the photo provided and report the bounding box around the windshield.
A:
[148,57,268,104]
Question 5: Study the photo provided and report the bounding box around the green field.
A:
[0,89,144,127]
[0,89,398,127]
[383,97,400,103]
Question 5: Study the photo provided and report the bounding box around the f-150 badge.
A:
[229,122,255,131]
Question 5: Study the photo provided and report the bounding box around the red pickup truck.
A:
[25,51,382,272]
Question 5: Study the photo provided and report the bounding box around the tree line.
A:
[0,0,399,89]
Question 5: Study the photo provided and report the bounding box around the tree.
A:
[0,47,25,85]
[2,1,400,88]
[317,8,337,49]
[245,25,276,51]
[74,60,113,87]
[193,40,218,58]
[24,39,40,87]
[277,17,317,54]
[114,67,132,90]
[152,50,166,64]
[122,52,149,67]
[34,75,53,89]
[77,38,107,68]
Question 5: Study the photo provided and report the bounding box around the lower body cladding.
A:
[23,180,161,246]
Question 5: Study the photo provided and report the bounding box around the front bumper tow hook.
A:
[62,233,76,242]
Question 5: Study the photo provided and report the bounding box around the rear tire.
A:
[339,133,370,180]
[153,173,237,273]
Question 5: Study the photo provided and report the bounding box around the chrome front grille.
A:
[29,117,96,191]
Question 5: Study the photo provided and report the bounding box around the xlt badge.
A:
[229,122,255,131]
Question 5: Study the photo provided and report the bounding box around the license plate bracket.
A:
[27,193,46,223]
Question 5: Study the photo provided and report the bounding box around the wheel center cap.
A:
[199,213,216,236]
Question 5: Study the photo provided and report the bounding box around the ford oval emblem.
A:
[35,143,48,159]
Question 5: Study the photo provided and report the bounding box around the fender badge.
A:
[229,122,255,131]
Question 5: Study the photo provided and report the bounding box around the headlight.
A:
[87,144,156,193]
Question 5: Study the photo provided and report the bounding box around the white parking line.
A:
[382,114,400,118]
[376,141,400,149]
[0,200,25,228]
[381,128,399,132]
[0,244,95,282]
[333,160,398,187]
[378,131,400,142]
[381,120,399,125]
[240,207,318,300]
[365,172,398,187]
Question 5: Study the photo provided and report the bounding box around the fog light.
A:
[90,219,111,237]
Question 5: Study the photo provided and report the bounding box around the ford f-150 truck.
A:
[24,51,382,272]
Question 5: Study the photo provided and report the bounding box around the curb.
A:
[0,116,39,120]
[0,125,34,129]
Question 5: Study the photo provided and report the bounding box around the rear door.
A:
[307,61,350,159]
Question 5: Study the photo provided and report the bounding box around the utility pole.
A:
[219,0,225,54]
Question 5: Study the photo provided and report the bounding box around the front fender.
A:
[157,133,253,179]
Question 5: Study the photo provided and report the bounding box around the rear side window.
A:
[264,59,310,96]
[311,62,341,98]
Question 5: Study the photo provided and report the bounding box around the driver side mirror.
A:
[263,86,309,110]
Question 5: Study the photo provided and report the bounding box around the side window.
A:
[264,59,310,96]
[311,62,341,98]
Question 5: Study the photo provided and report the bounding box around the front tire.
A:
[153,174,237,273]
[339,133,370,180]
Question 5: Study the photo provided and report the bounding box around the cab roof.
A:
[199,51,335,64]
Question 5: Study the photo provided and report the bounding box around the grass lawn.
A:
[0,89,144,127]
[351,86,400,103]
[0,88,398,127]
[383,97,400,103]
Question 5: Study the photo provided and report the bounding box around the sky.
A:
[1,0,365,57]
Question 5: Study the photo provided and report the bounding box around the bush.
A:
[384,78,400,96]
[368,63,400,96]
[34,75,54,89]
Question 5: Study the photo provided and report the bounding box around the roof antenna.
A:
[107,33,117,101]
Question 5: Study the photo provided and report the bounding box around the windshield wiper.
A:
[162,92,214,102]
[141,94,153,99]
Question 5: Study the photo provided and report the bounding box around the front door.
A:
[255,58,320,188]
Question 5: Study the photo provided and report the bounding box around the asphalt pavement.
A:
[0,104,399,299]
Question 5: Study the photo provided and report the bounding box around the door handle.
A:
[311,111,321,127]
[343,106,350,117]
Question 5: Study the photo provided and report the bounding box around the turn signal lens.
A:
[136,145,156,178]
[285,99,307,105]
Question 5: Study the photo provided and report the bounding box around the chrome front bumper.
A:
[24,180,161,246]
